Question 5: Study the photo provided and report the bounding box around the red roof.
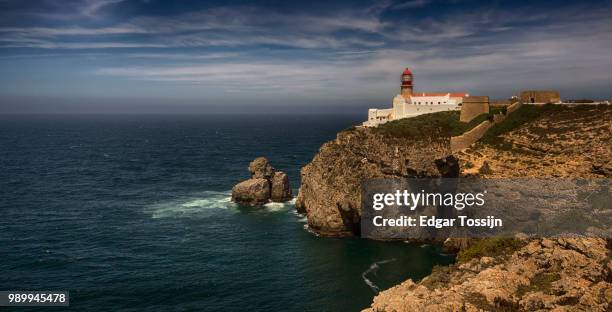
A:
[411,92,468,97]
[402,68,412,75]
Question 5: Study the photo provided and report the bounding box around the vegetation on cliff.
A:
[459,104,611,177]
[296,120,456,235]
[456,237,526,263]
[372,111,491,139]
[297,103,611,310]
[372,107,510,140]
[365,238,611,312]
[480,104,611,149]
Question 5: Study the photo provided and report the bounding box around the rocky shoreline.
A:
[295,104,611,310]
[365,237,611,311]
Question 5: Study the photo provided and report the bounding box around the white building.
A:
[363,68,468,127]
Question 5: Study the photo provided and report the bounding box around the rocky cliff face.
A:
[458,104,611,178]
[297,105,611,236]
[365,237,611,312]
[295,127,456,236]
[296,105,611,310]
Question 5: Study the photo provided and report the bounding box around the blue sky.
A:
[1,0,611,113]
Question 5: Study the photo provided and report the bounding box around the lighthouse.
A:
[363,67,470,127]
[400,67,413,97]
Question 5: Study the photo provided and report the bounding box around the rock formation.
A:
[296,104,611,310]
[231,178,271,206]
[297,105,611,236]
[270,171,292,202]
[364,237,611,312]
[248,157,274,179]
[295,123,458,236]
[231,157,291,206]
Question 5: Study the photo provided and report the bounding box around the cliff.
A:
[458,104,611,178]
[296,104,611,310]
[365,237,611,311]
[297,105,611,236]
[295,112,466,236]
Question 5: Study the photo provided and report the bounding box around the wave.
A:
[243,196,297,213]
[147,190,237,218]
[294,212,308,223]
[262,201,291,212]
[362,258,396,294]
[147,191,300,218]
[303,224,320,236]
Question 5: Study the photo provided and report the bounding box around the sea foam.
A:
[362,259,396,293]
[147,190,237,218]
[147,191,299,218]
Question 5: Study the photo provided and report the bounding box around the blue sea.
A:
[0,114,454,311]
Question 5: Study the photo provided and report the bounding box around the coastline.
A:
[294,103,611,310]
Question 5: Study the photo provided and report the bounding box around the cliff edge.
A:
[365,237,611,311]
[295,112,467,236]
[296,104,611,311]
[296,105,611,236]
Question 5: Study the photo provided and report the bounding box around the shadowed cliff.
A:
[296,105,611,237]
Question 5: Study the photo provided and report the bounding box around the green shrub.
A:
[457,237,526,263]
[516,272,561,297]
[421,265,455,290]
[373,111,490,139]
[373,111,458,139]
[480,104,562,148]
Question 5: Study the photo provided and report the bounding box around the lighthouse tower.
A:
[400,67,413,97]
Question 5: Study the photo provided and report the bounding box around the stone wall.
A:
[450,101,526,151]
[450,120,492,151]
[506,100,522,114]
[460,96,490,122]
[520,90,560,103]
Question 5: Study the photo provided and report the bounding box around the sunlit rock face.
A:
[364,237,611,312]
[296,127,453,237]
[232,157,291,206]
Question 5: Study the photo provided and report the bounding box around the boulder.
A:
[270,171,292,202]
[248,157,274,179]
[231,178,270,206]
[231,157,292,206]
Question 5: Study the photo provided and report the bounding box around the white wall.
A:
[363,108,393,127]
[364,94,465,127]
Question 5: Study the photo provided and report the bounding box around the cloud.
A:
[2,41,167,49]
[0,26,144,36]
[0,5,387,50]
[80,0,125,17]
[391,0,432,9]
[95,62,348,92]
[1,0,611,102]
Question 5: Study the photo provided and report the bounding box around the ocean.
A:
[0,114,454,311]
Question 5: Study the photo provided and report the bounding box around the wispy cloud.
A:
[1,0,611,105]
[391,0,432,9]
[0,4,388,49]
[80,0,126,17]
[95,62,347,92]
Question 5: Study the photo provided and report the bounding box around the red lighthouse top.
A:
[402,68,412,75]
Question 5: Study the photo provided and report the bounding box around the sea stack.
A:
[232,157,292,206]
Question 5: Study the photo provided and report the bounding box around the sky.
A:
[0,0,611,114]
